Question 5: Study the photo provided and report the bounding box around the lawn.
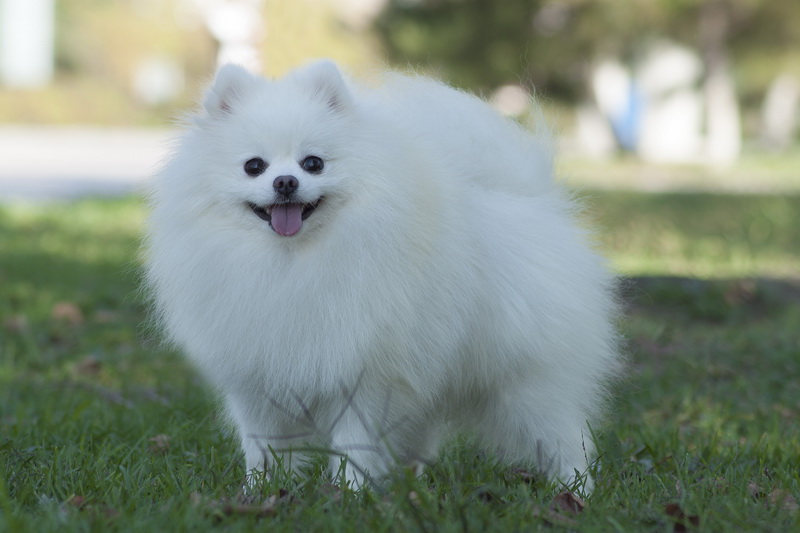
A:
[1,192,798,531]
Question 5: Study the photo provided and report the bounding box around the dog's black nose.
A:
[273,175,299,197]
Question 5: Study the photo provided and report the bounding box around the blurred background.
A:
[1,0,799,199]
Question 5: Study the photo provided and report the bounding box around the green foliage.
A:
[1,193,798,530]
[375,0,589,97]
[375,0,800,102]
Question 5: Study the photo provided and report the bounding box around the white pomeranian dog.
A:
[144,60,621,492]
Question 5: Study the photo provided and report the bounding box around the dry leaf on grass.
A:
[51,302,84,325]
[191,491,289,520]
[552,491,586,514]
[748,482,798,514]
[768,489,799,514]
[3,314,28,332]
[664,502,700,532]
[57,494,119,522]
[748,481,765,499]
[530,490,586,527]
[65,495,87,509]
[148,434,170,455]
[74,355,103,376]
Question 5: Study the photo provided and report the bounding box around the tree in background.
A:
[375,0,800,145]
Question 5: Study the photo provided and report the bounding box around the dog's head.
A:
[168,60,366,239]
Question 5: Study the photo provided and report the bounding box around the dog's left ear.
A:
[294,59,352,110]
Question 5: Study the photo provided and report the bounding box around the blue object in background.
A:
[609,80,644,152]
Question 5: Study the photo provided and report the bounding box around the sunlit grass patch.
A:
[587,191,800,278]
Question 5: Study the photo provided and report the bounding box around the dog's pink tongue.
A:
[271,204,303,236]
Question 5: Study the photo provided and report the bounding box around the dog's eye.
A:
[301,155,324,174]
[244,157,267,177]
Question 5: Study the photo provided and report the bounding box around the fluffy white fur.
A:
[144,60,621,492]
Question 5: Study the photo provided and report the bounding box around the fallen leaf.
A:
[530,490,586,528]
[3,314,28,332]
[66,495,87,509]
[148,434,170,454]
[664,502,700,532]
[51,302,84,325]
[748,481,764,499]
[74,355,103,376]
[191,491,285,520]
[768,489,799,514]
[552,491,585,514]
[748,481,798,513]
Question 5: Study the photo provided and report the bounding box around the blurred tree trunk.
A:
[700,0,741,167]
[760,74,799,150]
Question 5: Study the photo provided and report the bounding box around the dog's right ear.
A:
[203,64,259,118]
[292,59,352,111]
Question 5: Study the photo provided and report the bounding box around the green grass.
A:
[561,150,800,194]
[587,191,800,278]
[1,193,799,531]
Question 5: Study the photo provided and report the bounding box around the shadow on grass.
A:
[624,275,800,322]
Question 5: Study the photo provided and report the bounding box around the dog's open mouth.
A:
[247,198,322,237]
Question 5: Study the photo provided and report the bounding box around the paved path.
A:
[2,126,795,201]
[0,126,173,201]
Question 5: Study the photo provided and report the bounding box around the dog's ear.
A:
[294,59,352,110]
[203,64,260,117]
